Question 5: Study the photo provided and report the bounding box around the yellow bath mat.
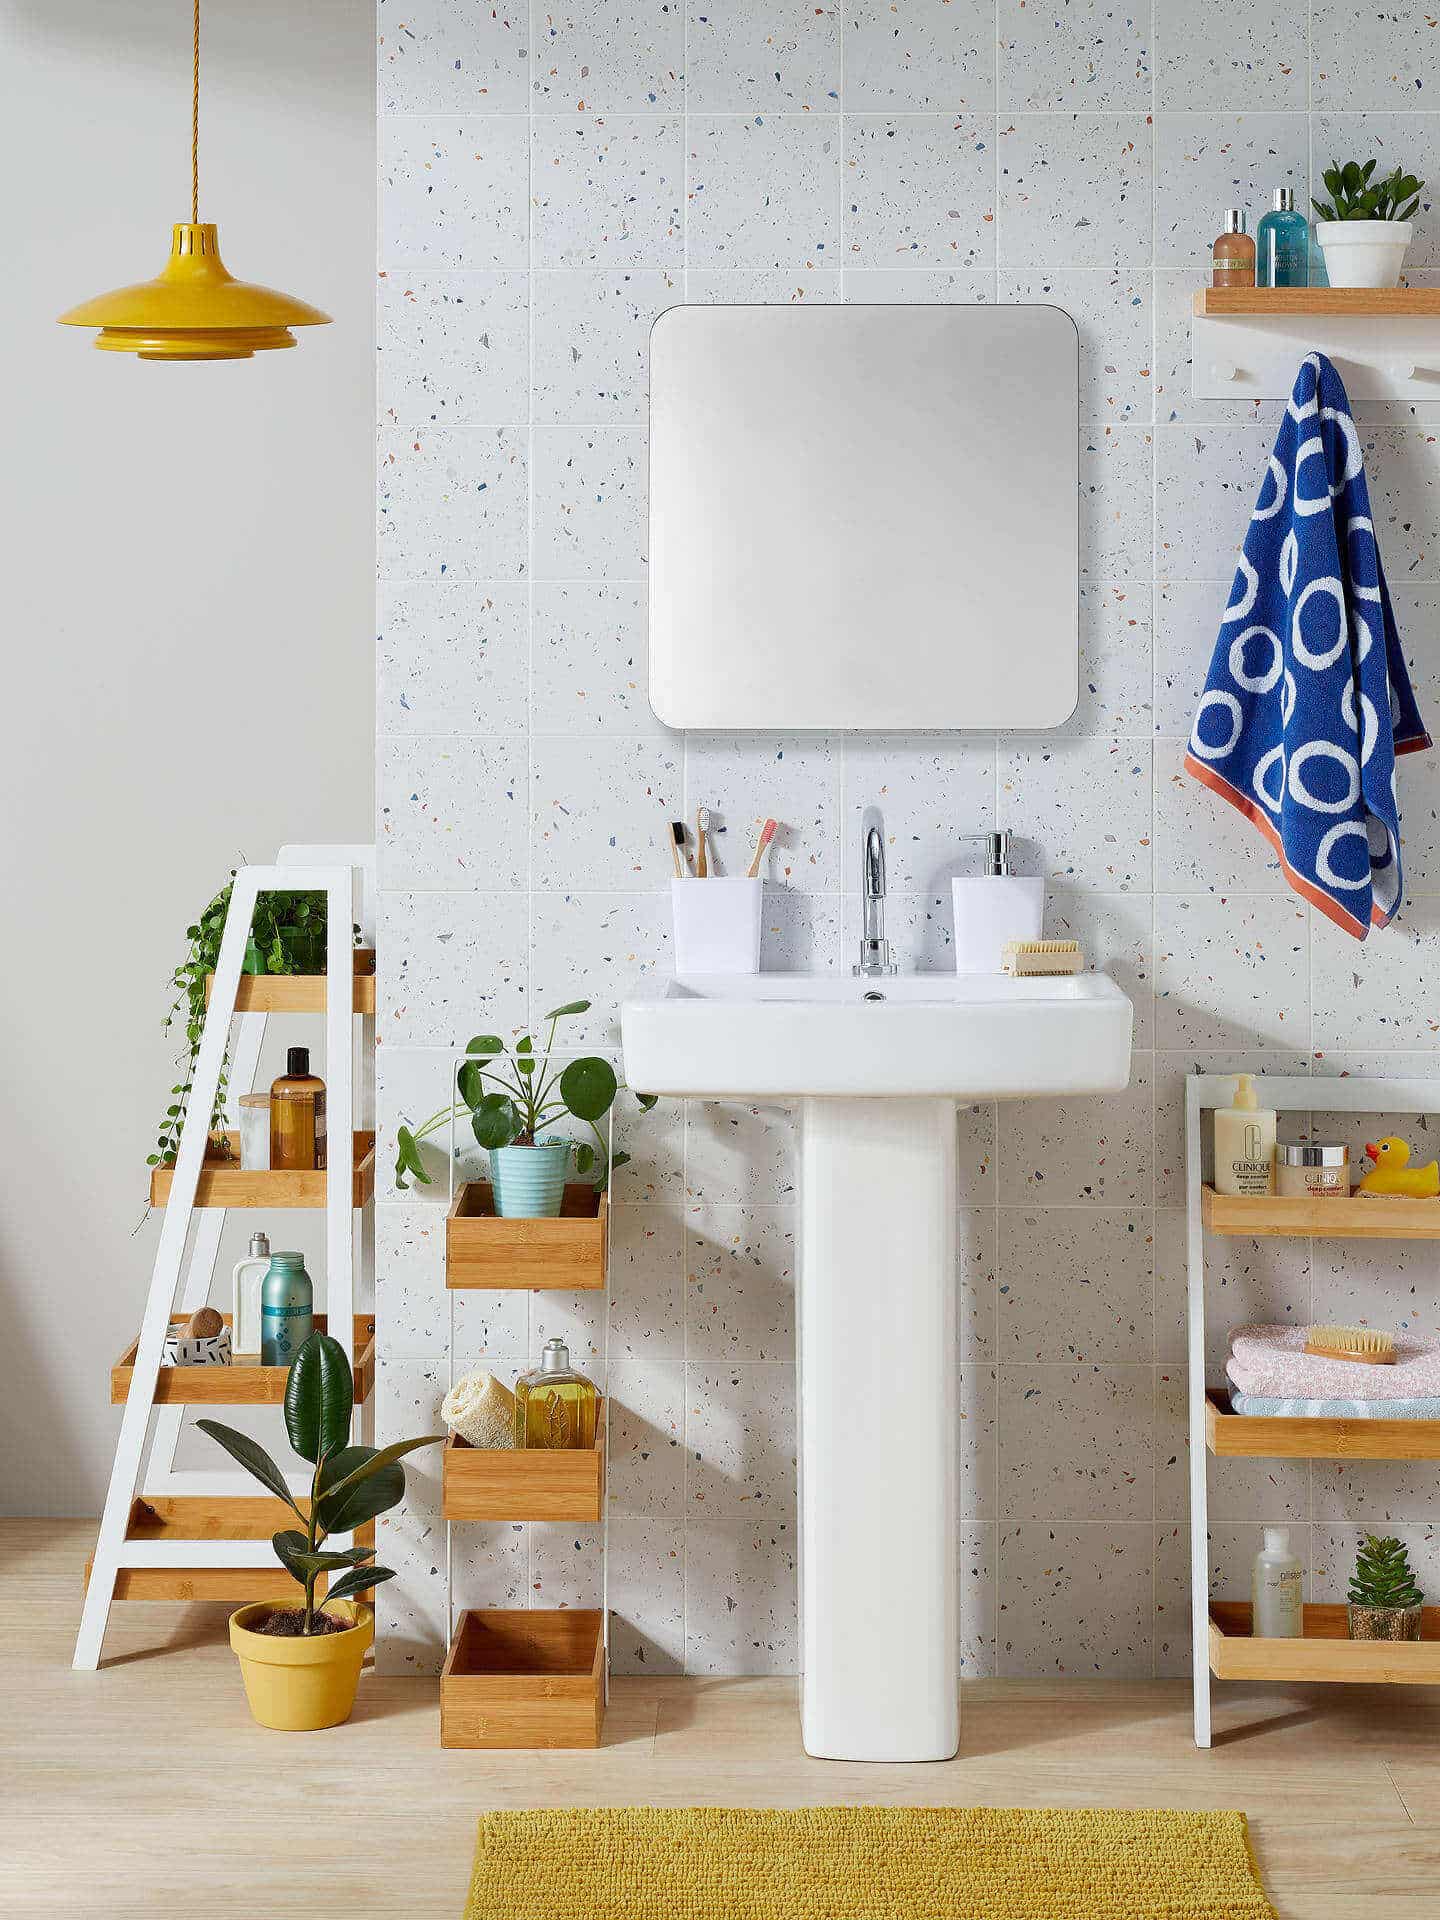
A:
[463,1806,1277,1919]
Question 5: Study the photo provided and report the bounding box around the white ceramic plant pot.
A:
[1316,220,1412,289]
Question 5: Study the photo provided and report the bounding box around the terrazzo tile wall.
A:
[374,0,1440,1678]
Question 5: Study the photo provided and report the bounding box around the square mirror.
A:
[648,304,1079,731]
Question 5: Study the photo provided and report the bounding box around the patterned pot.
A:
[488,1140,571,1217]
[1348,1601,1423,1642]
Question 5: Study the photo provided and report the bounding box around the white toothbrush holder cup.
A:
[671,877,763,975]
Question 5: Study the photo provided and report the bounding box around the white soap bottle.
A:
[1213,1072,1276,1195]
[951,831,1044,974]
[1251,1526,1303,1638]
[231,1231,272,1357]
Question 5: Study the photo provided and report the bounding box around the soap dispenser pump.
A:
[950,831,1044,974]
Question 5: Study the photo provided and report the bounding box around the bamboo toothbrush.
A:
[1304,1325,1396,1365]
[695,807,710,878]
[746,817,778,879]
[668,820,689,879]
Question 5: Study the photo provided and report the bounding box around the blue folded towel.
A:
[1231,1392,1440,1421]
[1186,352,1429,937]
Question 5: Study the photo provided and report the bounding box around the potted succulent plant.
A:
[394,999,655,1216]
[1347,1533,1424,1643]
[198,1330,442,1729]
[1313,159,1425,289]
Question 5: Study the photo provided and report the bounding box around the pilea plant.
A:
[1348,1533,1424,1612]
[394,999,656,1192]
[1314,159,1424,224]
[198,1330,441,1635]
[151,874,357,1174]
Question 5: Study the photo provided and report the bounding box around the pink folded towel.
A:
[1227,1323,1440,1401]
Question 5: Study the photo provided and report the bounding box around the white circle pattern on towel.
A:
[1291,576,1348,670]
[1347,516,1383,603]
[1279,529,1299,595]
[1340,678,1380,765]
[1190,689,1244,759]
[1252,455,1288,520]
[1253,743,1287,812]
[1229,624,1283,693]
[1293,435,1331,516]
[1288,738,1360,814]
[1315,820,1372,890]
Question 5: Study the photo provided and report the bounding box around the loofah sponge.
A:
[442,1370,517,1449]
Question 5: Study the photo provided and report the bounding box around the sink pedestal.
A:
[799,1096,958,1762]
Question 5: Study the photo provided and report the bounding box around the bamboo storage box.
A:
[440,1608,604,1748]
[445,1182,607,1289]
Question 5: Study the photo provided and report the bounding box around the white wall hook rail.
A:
[1192,311,1440,409]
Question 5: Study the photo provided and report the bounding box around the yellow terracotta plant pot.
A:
[229,1600,373,1731]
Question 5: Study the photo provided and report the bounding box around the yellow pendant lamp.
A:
[58,0,330,361]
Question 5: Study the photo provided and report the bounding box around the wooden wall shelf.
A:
[1193,287,1440,317]
[204,950,376,1015]
[148,1131,376,1209]
[83,1497,372,1605]
[440,1608,604,1749]
[442,1413,604,1522]
[445,1182,607,1290]
[111,1313,375,1407]
[1201,1184,1440,1240]
[1204,1389,1440,1461]
[1209,1602,1440,1683]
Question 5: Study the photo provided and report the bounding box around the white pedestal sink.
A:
[621,971,1133,1761]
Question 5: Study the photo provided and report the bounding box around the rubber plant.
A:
[393,999,657,1192]
[197,1331,442,1634]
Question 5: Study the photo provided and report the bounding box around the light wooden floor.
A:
[9,1521,1440,1919]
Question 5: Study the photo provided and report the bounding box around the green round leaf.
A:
[544,1000,591,1019]
[456,1060,486,1110]
[560,1056,618,1123]
[472,1092,522,1150]
[466,1035,504,1056]
[284,1332,354,1465]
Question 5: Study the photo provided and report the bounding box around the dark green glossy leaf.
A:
[456,1060,486,1110]
[574,1142,595,1174]
[543,1000,590,1019]
[195,1420,302,1517]
[560,1055,618,1123]
[634,1092,659,1111]
[466,1035,504,1056]
[284,1331,353,1464]
[325,1565,395,1603]
[472,1092,522,1149]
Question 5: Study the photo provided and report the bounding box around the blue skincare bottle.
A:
[1256,186,1309,289]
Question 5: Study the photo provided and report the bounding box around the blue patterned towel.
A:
[1185,352,1429,937]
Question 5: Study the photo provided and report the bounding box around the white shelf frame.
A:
[1185,1070,1440,1746]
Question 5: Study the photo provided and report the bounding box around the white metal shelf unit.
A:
[1184,1071,1440,1746]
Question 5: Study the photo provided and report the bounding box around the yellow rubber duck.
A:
[1358,1136,1440,1198]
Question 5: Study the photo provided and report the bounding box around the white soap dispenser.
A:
[951,830,1044,974]
[231,1231,272,1357]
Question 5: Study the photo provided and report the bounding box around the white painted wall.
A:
[0,0,374,1514]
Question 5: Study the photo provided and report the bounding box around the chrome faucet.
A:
[854,808,897,977]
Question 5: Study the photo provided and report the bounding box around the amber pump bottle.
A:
[1211,209,1255,287]
[270,1046,327,1170]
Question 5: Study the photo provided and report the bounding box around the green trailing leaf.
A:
[456,1060,486,1110]
[544,1000,591,1019]
[560,1056,618,1123]
[393,1123,431,1190]
[1349,1533,1424,1610]
[325,1564,395,1604]
[283,1331,354,1465]
[194,1420,303,1517]
[472,1092,523,1150]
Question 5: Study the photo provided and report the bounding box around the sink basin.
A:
[621,969,1133,1100]
[621,968,1133,1764]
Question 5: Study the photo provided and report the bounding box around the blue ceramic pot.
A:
[488,1139,571,1217]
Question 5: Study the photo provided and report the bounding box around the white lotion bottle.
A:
[231,1231,271,1357]
[1213,1072,1277,1195]
[951,830,1044,974]
[1251,1526,1303,1638]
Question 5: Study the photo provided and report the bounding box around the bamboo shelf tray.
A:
[83,1498,374,1605]
[446,1182,607,1290]
[442,1411,604,1522]
[111,1313,375,1407]
[1193,288,1440,316]
[441,1608,604,1749]
[1209,1602,1440,1684]
[1201,1184,1440,1240]
[1204,1388,1440,1461]
[148,1130,376,1209]
[204,949,376,1014]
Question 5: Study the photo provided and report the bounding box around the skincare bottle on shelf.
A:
[1256,186,1309,288]
[1251,1527,1303,1638]
[1213,1073,1276,1195]
[513,1339,598,1451]
[231,1231,271,1356]
[270,1046,326,1171]
[260,1250,314,1367]
[951,830,1044,974]
[1211,210,1256,288]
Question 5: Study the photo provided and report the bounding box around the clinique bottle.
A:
[260,1250,314,1367]
[1256,186,1309,288]
[513,1339,598,1450]
[1213,1073,1276,1195]
[231,1230,271,1356]
[270,1046,326,1170]
[1251,1527,1303,1637]
[1212,209,1256,287]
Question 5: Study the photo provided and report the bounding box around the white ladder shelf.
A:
[74,846,377,1669]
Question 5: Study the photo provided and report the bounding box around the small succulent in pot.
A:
[393,999,656,1216]
[1347,1533,1424,1642]
[1313,159,1425,289]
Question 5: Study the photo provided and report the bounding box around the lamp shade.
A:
[58,222,331,361]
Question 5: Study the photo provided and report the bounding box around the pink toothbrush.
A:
[746,818,778,879]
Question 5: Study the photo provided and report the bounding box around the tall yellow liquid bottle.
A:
[513,1339,598,1450]
[1213,1072,1276,1195]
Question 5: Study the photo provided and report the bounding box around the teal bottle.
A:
[260,1251,313,1367]
[1257,186,1309,288]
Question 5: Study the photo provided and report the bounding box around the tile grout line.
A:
[1148,0,1160,1681]
[679,0,691,1680]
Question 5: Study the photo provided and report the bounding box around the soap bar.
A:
[443,1370,518,1449]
